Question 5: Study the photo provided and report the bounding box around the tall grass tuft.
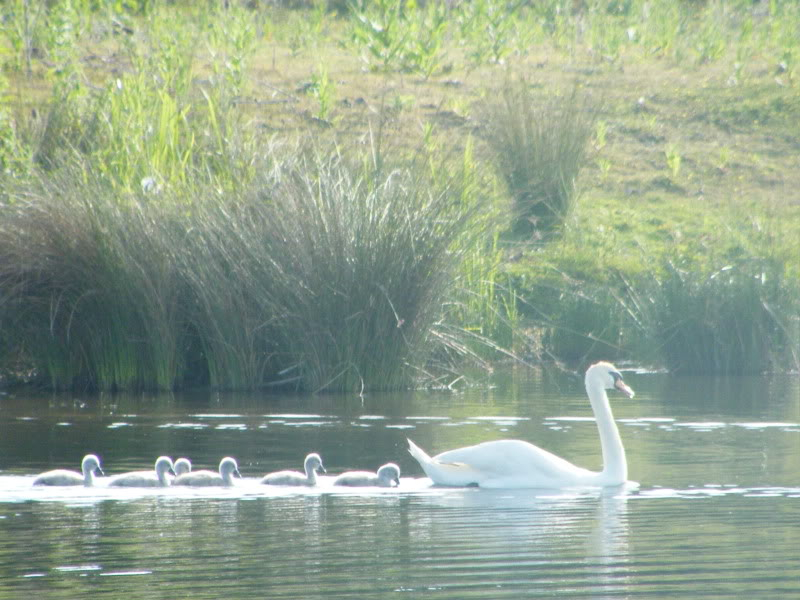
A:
[511,261,641,367]
[176,165,286,390]
[481,80,596,237]
[242,150,483,392]
[0,167,186,390]
[0,143,487,392]
[644,256,798,375]
[516,231,799,373]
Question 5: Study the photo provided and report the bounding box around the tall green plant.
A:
[0,71,32,177]
[405,0,449,78]
[348,0,412,72]
[249,151,484,392]
[206,2,257,97]
[482,80,597,237]
[3,0,44,75]
[0,167,186,390]
[645,256,797,375]
[458,0,522,67]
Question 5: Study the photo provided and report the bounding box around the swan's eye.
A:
[610,371,622,382]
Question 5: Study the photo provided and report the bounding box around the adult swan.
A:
[407,362,635,489]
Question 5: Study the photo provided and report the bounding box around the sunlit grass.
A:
[0,0,798,384]
[481,80,597,237]
[0,140,489,391]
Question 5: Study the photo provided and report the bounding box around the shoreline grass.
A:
[1,0,798,390]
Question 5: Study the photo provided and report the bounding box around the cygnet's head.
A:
[82,454,104,476]
[305,453,326,474]
[587,362,635,398]
[155,456,175,477]
[174,457,192,477]
[377,463,401,486]
[219,457,241,478]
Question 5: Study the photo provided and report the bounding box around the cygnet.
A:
[261,453,325,486]
[173,457,240,487]
[173,457,192,477]
[33,454,104,487]
[109,456,175,487]
[333,463,401,487]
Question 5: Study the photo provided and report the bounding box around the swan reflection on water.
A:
[398,482,634,598]
[405,482,633,546]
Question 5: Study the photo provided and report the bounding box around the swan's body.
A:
[33,454,104,487]
[109,456,175,487]
[261,453,325,486]
[173,457,192,477]
[407,362,635,489]
[333,463,401,487]
[173,457,240,487]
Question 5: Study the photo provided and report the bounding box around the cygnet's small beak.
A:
[234,468,242,478]
[393,476,400,486]
[614,379,635,398]
[320,463,327,474]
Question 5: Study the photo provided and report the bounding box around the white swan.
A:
[33,454,104,487]
[407,361,635,489]
[261,453,325,486]
[173,457,240,487]
[109,456,175,487]
[333,463,401,487]
[173,457,192,477]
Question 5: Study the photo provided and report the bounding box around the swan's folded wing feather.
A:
[433,439,588,484]
[425,459,486,486]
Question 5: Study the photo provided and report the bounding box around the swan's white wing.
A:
[407,439,487,486]
[433,440,592,487]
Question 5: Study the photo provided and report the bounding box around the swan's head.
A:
[155,456,175,477]
[587,362,635,398]
[174,457,192,477]
[305,453,326,474]
[378,463,401,486]
[219,457,241,478]
[82,454,104,476]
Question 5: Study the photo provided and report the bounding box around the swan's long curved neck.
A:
[83,469,95,487]
[305,467,318,485]
[587,382,627,483]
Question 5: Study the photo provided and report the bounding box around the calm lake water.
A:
[1,367,798,599]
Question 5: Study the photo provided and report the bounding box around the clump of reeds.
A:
[481,80,597,237]
[645,256,799,375]
[513,221,800,374]
[0,167,186,390]
[0,143,486,392]
[238,150,483,392]
[509,260,642,367]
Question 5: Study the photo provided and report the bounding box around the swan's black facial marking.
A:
[609,368,635,398]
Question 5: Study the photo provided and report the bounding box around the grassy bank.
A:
[1,0,798,390]
[0,147,486,391]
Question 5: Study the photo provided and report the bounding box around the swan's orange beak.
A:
[615,379,635,398]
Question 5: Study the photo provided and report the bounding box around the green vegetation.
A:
[483,81,596,235]
[1,0,798,391]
